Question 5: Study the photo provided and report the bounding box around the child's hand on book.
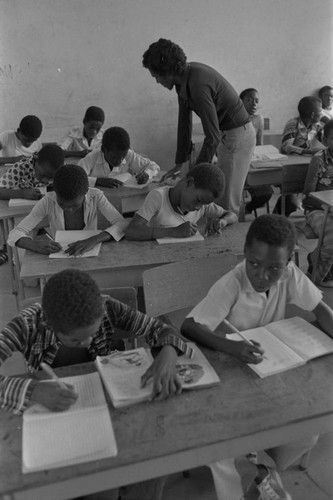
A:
[30,381,78,411]
[231,340,265,364]
[141,346,182,401]
[65,237,97,256]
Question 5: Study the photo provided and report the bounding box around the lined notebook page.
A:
[23,373,117,472]
[49,230,102,258]
[267,317,333,361]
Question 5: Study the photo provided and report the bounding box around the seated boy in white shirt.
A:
[125,163,237,240]
[182,214,333,500]
[78,126,160,188]
[8,164,127,256]
[58,106,105,159]
[0,115,42,164]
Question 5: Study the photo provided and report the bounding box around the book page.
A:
[49,229,102,258]
[96,348,154,407]
[108,172,152,189]
[22,373,117,472]
[8,199,38,207]
[156,232,204,245]
[267,317,333,362]
[252,145,288,161]
[227,327,305,377]
[175,343,220,389]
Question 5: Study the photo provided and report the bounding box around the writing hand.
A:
[23,188,43,200]
[32,239,62,255]
[31,381,78,411]
[141,346,182,401]
[161,166,182,182]
[173,221,198,238]
[136,171,149,185]
[97,178,124,188]
[64,237,97,256]
[231,340,264,364]
[205,217,228,235]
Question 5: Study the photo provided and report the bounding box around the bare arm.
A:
[312,301,333,337]
[0,187,42,200]
[125,213,197,240]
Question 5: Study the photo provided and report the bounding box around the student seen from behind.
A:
[7,164,127,256]
[273,96,324,216]
[78,126,160,188]
[240,88,273,215]
[303,118,333,287]
[58,105,105,158]
[0,115,42,164]
[125,163,237,240]
[182,214,333,500]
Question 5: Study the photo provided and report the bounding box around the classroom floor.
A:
[0,194,332,500]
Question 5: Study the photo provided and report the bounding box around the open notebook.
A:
[227,316,333,378]
[8,186,47,207]
[96,342,220,408]
[108,172,153,190]
[22,372,117,473]
[49,230,102,258]
[251,145,288,162]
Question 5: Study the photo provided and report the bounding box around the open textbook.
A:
[49,230,102,258]
[227,316,333,378]
[22,372,117,473]
[96,342,220,408]
[108,172,153,189]
[251,145,288,162]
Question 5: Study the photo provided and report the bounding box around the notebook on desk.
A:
[252,145,288,162]
[22,372,117,473]
[227,316,333,378]
[108,172,153,189]
[49,230,102,258]
[156,232,205,244]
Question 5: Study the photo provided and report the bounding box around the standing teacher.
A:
[142,38,256,217]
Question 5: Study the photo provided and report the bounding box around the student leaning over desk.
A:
[0,269,192,500]
[182,214,333,500]
[78,126,160,188]
[7,164,127,257]
[0,115,43,164]
[125,163,237,240]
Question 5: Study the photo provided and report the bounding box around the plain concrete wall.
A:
[0,0,332,168]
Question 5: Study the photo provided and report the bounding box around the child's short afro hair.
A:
[42,269,104,332]
[142,38,187,77]
[102,127,130,152]
[53,164,89,200]
[38,144,64,171]
[19,115,42,139]
[83,106,105,124]
[245,214,296,256]
[298,96,321,118]
[186,163,225,199]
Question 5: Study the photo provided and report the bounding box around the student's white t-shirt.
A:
[137,186,225,227]
[0,130,42,157]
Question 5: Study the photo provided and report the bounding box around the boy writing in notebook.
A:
[7,164,127,256]
[303,118,333,287]
[58,105,105,158]
[182,214,333,500]
[125,163,237,240]
[0,115,43,164]
[78,126,160,188]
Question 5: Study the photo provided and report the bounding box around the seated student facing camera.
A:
[7,164,127,256]
[58,105,105,158]
[125,163,237,240]
[79,126,160,188]
[0,144,64,200]
[182,214,333,500]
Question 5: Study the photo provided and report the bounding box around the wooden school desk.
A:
[247,155,311,187]
[20,222,251,292]
[0,350,332,500]
[309,190,333,282]
[103,184,152,214]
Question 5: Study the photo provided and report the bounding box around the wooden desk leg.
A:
[311,205,329,283]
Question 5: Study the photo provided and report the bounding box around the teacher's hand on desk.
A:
[96,177,124,189]
[141,345,182,401]
[31,381,78,411]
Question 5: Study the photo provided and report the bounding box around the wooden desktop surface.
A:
[310,189,333,207]
[0,350,332,500]
[247,155,311,186]
[20,222,250,287]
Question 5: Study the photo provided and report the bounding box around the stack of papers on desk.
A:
[252,145,288,162]
[49,230,102,258]
[22,372,117,472]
